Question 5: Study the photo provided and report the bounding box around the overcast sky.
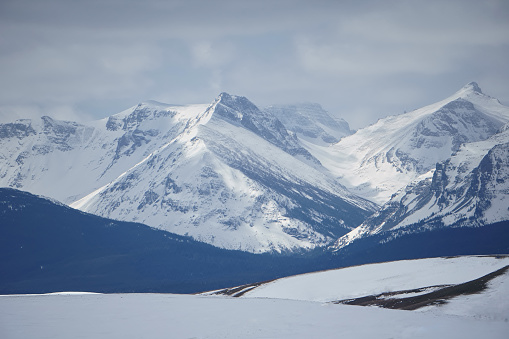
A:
[1,0,508,129]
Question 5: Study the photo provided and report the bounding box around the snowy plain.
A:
[1,293,507,339]
[1,256,508,338]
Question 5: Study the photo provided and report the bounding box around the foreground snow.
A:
[1,292,508,339]
[1,256,508,338]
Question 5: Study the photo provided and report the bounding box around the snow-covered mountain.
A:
[263,103,352,145]
[0,93,376,253]
[332,122,509,250]
[306,82,509,204]
[2,83,507,253]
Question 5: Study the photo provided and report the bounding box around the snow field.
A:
[1,292,508,339]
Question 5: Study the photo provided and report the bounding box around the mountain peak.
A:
[462,82,483,94]
[448,82,484,103]
[216,92,257,112]
[218,91,233,99]
[210,92,258,125]
[209,92,323,166]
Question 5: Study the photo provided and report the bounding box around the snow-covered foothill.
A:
[222,256,509,303]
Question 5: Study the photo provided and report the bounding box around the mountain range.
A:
[0,82,508,257]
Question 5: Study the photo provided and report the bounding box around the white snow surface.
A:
[2,256,508,339]
[306,82,509,204]
[2,293,508,339]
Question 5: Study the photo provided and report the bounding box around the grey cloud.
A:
[0,0,508,129]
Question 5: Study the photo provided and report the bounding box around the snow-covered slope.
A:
[208,256,509,303]
[307,82,509,204]
[0,93,376,253]
[264,103,352,145]
[333,123,509,250]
